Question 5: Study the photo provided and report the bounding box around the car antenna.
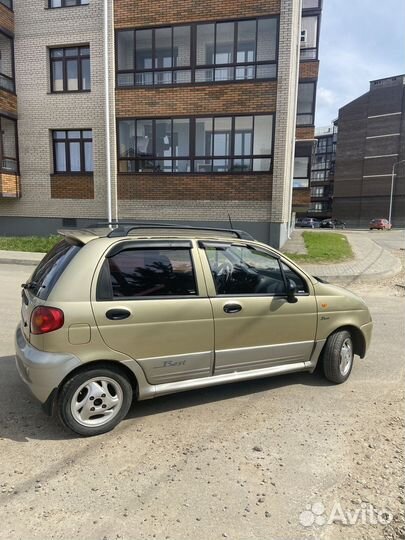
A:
[228,213,234,229]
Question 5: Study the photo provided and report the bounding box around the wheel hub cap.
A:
[71,377,123,428]
[339,338,353,376]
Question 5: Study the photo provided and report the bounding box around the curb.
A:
[0,250,44,266]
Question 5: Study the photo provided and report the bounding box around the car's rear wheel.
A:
[57,366,133,436]
[322,330,354,384]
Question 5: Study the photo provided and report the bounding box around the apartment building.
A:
[307,123,337,219]
[0,0,322,247]
[333,75,405,227]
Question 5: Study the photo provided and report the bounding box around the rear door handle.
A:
[106,308,131,321]
[223,303,242,314]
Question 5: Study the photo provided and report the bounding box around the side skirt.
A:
[138,361,310,400]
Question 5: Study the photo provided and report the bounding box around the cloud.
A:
[315,0,405,126]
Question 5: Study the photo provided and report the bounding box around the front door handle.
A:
[106,308,131,321]
[223,303,242,314]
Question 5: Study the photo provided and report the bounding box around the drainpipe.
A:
[104,0,113,223]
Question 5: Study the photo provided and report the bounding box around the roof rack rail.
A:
[85,221,254,240]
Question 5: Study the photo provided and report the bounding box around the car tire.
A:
[57,365,133,437]
[321,330,354,384]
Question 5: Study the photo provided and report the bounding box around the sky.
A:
[316,0,405,127]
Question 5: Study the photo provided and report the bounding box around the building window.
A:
[300,15,318,60]
[116,17,278,87]
[311,170,327,181]
[50,46,91,92]
[49,0,89,7]
[0,115,18,173]
[0,0,12,9]
[53,130,93,173]
[302,0,321,9]
[297,82,316,126]
[309,202,326,213]
[312,155,330,170]
[310,186,325,197]
[118,115,274,173]
[293,156,310,188]
[0,31,14,92]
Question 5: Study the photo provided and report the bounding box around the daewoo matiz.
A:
[15,224,373,436]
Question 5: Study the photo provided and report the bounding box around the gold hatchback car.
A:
[16,224,372,436]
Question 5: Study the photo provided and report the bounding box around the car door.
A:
[198,241,318,375]
[91,240,214,385]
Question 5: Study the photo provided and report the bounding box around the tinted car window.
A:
[28,239,81,300]
[108,248,197,298]
[205,244,286,295]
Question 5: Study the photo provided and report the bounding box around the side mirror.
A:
[286,279,298,303]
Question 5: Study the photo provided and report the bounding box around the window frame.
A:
[117,113,275,175]
[52,129,93,174]
[0,0,13,10]
[0,114,19,174]
[0,28,15,93]
[115,15,279,89]
[50,45,91,93]
[297,80,317,127]
[300,14,320,61]
[48,0,89,8]
[97,244,200,301]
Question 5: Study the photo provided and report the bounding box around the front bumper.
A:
[360,321,373,357]
[15,325,81,404]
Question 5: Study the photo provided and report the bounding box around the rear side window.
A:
[28,240,82,300]
[105,248,197,298]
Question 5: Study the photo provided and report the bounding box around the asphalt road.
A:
[0,263,403,540]
[362,228,405,251]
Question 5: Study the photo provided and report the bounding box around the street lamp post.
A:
[388,159,405,226]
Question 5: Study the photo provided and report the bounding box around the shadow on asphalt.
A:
[0,355,331,443]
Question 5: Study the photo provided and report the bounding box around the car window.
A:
[28,239,81,300]
[280,261,308,294]
[107,248,197,298]
[205,244,286,295]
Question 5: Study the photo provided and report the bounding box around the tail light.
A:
[31,306,64,335]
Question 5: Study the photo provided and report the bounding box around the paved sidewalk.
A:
[285,230,402,284]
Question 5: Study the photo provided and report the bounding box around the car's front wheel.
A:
[321,330,354,384]
[57,366,133,436]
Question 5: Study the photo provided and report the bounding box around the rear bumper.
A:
[360,321,373,357]
[15,325,81,404]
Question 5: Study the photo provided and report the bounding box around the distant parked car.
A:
[320,219,346,230]
[369,218,392,230]
[296,217,320,229]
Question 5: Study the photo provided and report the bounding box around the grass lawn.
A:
[284,232,354,264]
[0,235,61,253]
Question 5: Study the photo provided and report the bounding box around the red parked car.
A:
[369,218,392,230]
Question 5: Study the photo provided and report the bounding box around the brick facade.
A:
[114,0,281,28]
[50,174,94,199]
[117,174,272,201]
[296,126,315,140]
[299,61,319,80]
[0,88,16,116]
[0,172,20,197]
[116,82,277,118]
